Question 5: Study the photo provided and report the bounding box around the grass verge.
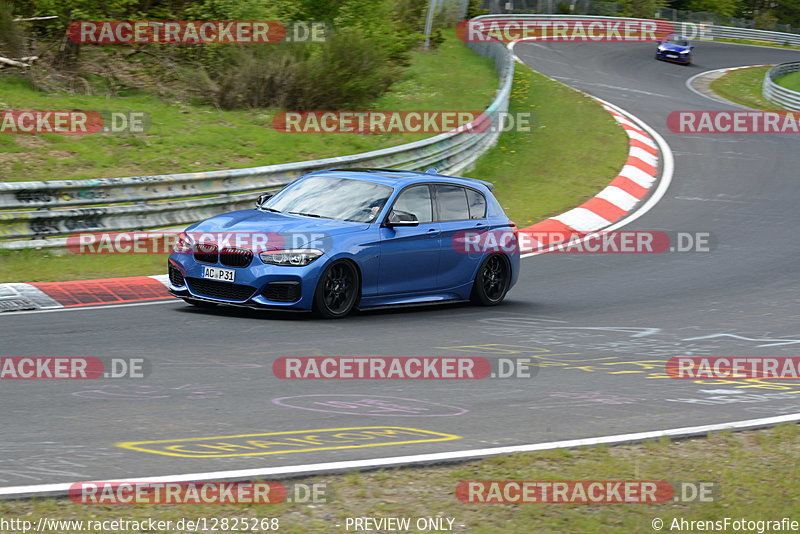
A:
[1,424,797,533]
[708,65,780,110]
[466,64,628,226]
[1,59,630,283]
[0,34,497,183]
[775,70,800,92]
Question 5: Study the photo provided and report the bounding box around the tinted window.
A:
[436,185,470,221]
[466,189,486,219]
[392,185,433,223]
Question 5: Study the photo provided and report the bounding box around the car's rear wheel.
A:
[470,254,510,306]
[313,260,359,318]
[183,298,217,308]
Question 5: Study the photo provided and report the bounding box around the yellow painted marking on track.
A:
[117,426,461,458]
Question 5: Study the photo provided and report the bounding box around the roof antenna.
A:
[426,168,438,174]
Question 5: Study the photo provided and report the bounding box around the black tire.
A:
[183,298,217,308]
[470,254,511,306]
[312,260,359,319]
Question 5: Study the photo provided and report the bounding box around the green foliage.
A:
[215,28,396,110]
[466,0,489,18]
[686,0,743,17]
[753,10,778,29]
[0,0,22,56]
[618,0,667,18]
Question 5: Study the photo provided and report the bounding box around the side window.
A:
[435,185,470,221]
[466,189,487,219]
[392,185,433,223]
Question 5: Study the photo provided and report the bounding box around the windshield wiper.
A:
[260,207,282,213]
[287,211,329,219]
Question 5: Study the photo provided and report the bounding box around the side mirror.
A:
[656,40,662,44]
[256,193,273,208]
[386,210,419,227]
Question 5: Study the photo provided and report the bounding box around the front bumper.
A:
[168,253,323,311]
[656,51,691,64]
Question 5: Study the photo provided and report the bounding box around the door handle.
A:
[426,228,440,237]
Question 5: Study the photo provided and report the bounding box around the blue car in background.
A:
[168,168,519,318]
[655,34,694,65]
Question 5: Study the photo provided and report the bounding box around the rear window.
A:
[435,185,470,221]
[466,189,487,219]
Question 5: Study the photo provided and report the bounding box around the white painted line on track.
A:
[0,299,177,317]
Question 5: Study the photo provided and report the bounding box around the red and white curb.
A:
[0,275,171,312]
[509,38,672,256]
[518,100,661,252]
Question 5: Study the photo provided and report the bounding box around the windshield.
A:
[263,175,393,223]
[666,37,689,46]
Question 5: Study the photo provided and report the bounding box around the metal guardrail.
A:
[763,61,800,111]
[0,39,513,247]
[471,13,800,46]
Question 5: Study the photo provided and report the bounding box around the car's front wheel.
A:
[470,254,511,306]
[313,260,360,318]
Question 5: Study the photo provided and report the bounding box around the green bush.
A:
[215,29,396,110]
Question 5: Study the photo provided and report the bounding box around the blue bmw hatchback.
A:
[168,168,519,318]
[655,34,694,65]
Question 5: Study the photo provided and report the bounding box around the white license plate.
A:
[666,53,678,58]
[202,266,235,282]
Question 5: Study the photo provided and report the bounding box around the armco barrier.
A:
[0,39,513,248]
[763,61,800,111]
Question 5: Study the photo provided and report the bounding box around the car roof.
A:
[304,168,495,191]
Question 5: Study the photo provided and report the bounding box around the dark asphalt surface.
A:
[1,41,800,490]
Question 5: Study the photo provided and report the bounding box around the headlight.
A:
[173,231,193,253]
[658,45,667,51]
[679,50,689,54]
[260,249,323,266]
